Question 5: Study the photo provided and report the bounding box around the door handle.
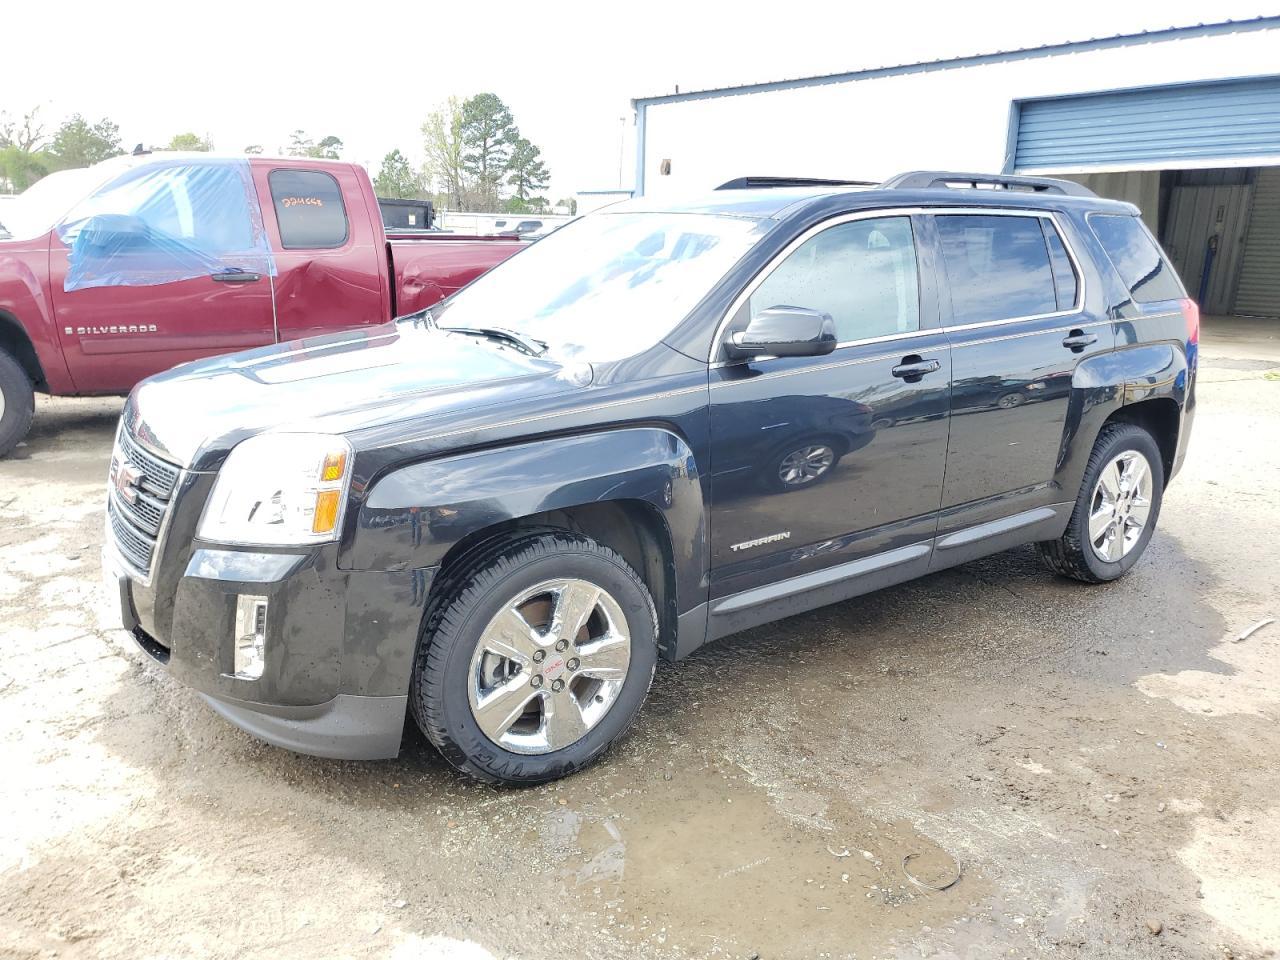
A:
[210,271,261,283]
[1061,330,1097,352]
[891,356,942,382]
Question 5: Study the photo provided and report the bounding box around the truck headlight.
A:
[197,433,353,546]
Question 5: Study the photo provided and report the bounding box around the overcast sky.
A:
[3,0,1273,198]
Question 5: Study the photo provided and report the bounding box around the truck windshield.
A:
[431,211,768,362]
[0,166,112,241]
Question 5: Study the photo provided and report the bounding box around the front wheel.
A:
[0,350,35,459]
[1037,422,1165,583]
[411,532,658,785]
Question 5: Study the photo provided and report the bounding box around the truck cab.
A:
[0,153,522,456]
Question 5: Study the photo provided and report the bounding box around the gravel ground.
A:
[2,317,1278,960]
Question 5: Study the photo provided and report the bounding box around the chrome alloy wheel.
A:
[778,444,835,487]
[1088,450,1154,563]
[467,578,631,755]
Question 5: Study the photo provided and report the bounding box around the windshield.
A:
[430,211,768,362]
[0,166,113,240]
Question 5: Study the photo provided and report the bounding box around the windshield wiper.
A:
[440,325,548,357]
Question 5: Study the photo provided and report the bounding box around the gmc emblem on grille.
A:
[114,462,143,505]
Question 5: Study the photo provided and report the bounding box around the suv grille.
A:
[107,428,181,577]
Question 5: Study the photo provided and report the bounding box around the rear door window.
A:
[269,169,349,249]
[1088,214,1184,303]
[936,214,1059,324]
[1041,218,1079,311]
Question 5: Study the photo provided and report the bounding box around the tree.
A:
[422,98,467,211]
[0,107,46,153]
[0,107,50,192]
[46,114,123,169]
[556,197,579,216]
[0,146,50,192]
[460,93,517,212]
[373,149,427,199]
[506,137,549,206]
[311,135,343,159]
[286,131,343,159]
[166,132,212,152]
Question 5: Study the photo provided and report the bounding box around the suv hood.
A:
[126,323,589,469]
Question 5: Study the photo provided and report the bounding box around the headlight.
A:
[197,433,353,546]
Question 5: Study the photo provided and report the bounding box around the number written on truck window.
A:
[268,169,349,249]
[936,214,1063,324]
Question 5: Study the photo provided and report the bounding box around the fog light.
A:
[233,594,269,680]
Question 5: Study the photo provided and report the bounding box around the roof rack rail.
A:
[880,171,1096,198]
[716,176,876,190]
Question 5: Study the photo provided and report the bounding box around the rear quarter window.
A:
[1088,214,1184,303]
[269,169,349,249]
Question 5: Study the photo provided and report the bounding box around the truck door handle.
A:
[1061,330,1097,352]
[891,356,942,382]
[210,271,261,283]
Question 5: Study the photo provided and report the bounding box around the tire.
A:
[410,531,658,785]
[1037,422,1165,583]
[0,349,35,459]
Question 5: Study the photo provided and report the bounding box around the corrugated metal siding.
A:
[1234,166,1280,317]
[1015,77,1280,170]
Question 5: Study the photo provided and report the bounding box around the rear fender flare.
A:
[1057,342,1186,497]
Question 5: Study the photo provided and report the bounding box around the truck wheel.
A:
[411,532,658,785]
[0,349,35,459]
[1037,422,1165,583]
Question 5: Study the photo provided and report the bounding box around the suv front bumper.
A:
[103,543,432,761]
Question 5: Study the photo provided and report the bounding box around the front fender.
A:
[345,427,706,610]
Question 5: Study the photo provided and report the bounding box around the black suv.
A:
[104,171,1198,784]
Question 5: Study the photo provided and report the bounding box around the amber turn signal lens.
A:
[312,490,342,534]
[320,451,347,482]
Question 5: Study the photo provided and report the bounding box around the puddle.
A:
[530,765,986,958]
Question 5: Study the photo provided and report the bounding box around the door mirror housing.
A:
[726,305,838,361]
[73,214,152,251]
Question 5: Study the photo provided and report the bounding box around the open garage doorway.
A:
[1065,167,1280,320]
[1011,76,1280,320]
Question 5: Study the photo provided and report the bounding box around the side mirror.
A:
[74,213,151,250]
[726,305,837,361]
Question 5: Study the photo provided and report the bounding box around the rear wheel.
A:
[0,350,35,459]
[1037,422,1165,583]
[411,532,658,785]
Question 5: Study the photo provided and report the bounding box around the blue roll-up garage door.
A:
[1014,76,1280,171]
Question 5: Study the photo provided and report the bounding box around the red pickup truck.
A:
[0,154,522,455]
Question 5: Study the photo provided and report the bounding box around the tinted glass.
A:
[1089,214,1184,303]
[432,211,767,362]
[1042,218,1079,311]
[269,169,348,249]
[749,217,919,342]
[936,215,1057,324]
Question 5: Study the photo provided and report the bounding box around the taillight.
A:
[1179,297,1200,346]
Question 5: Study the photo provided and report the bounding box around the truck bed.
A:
[389,234,525,317]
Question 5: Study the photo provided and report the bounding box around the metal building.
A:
[631,17,1280,318]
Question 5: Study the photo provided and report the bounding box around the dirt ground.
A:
[2,317,1278,960]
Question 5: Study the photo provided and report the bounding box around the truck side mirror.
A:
[726,305,838,361]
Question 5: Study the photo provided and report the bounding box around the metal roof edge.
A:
[631,16,1280,108]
